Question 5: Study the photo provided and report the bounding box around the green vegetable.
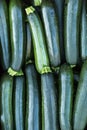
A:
[25,22,32,63]
[25,64,40,130]
[0,74,13,130]
[25,6,51,74]
[73,60,87,130]
[41,73,58,130]
[41,1,61,67]
[53,0,65,62]
[13,76,25,130]
[64,0,82,64]
[9,0,26,73]
[0,0,10,70]
[59,64,73,130]
[81,0,87,61]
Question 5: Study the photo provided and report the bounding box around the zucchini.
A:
[64,0,82,65]
[25,6,51,74]
[0,0,10,70]
[13,76,25,130]
[25,64,40,130]
[81,0,87,61]
[9,0,26,72]
[73,60,87,130]
[52,0,65,63]
[25,22,32,63]
[59,64,73,130]
[0,74,13,130]
[41,73,58,130]
[41,1,61,67]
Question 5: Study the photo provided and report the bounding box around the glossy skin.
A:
[53,0,65,63]
[0,0,10,70]
[0,74,13,130]
[25,64,40,130]
[64,0,82,65]
[9,0,26,71]
[73,60,87,130]
[41,73,58,130]
[41,2,61,67]
[81,0,87,60]
[59,64,73,130]
[27,10,50,74]
[14,76,25,130]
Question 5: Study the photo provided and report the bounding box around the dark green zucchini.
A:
[0,0,10,70]
[41,1,61,67]
[25,64,40,130]
[13,76,25,130]
[59,64,73,130]
[81,0,87,61]
[52,0,65,63]
[41,73,58,130]
[73,60,87,130]
[9,0,26,72]
[25,22,32,63]
[0,74,13,130]
[64,0,82,65]
[25,6,51,74]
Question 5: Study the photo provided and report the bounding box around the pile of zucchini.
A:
[0,0,87,130]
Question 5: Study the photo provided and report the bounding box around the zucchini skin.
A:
[0,0,10,70]
[73,60,87,130]
[25,64,40,130]
[41,73,58,130]
[81,0,87,61]
[64,0,82,65]
[9,0,26,71]
[14,76,25,130]
[59,64,73,130]
[0,74,13,130]
[26,7,50,74]
[53,0,65,62]
[26,22,32,62]
[41,1,61,67]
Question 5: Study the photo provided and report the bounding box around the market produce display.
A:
[0,0,87,130]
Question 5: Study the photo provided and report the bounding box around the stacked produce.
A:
[0,0,87,130]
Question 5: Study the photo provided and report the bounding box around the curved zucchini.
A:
[41,1,61,67]
[25,64,40,130]
[59,64,73,130]
[81,0,87,61]
[0,74,13,130]
[41,73,58,130]
[0,0,10,70]
[73,60,87,130]
[25,22,32,63]
[53,0,65,62]
[25,6,51,74]
[64,0,82,65]
[9,0,26,72]
[13,76,25,130]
